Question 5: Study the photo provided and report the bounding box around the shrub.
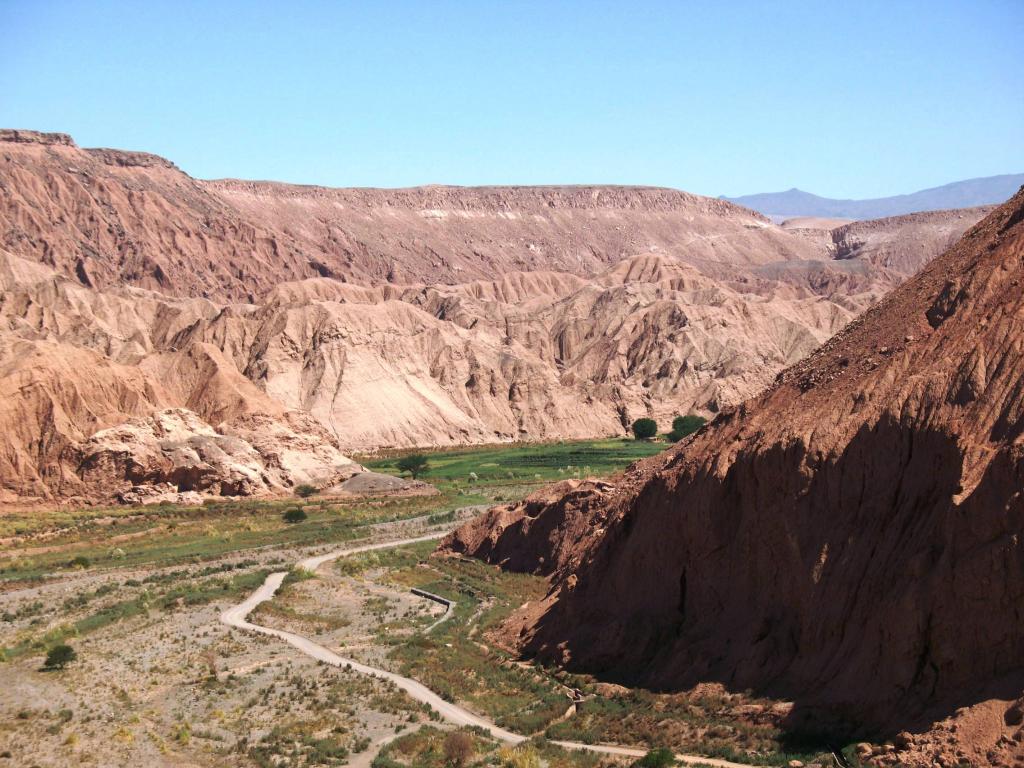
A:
[443,731,475,768]
[282,508,308,524]
[498,745,540,768]
[293,484,318,498]
[43,644,77,670]
[634,747,676,768]
[668,414,706,442]
[68,555,91,569]
[396,454,429,479]
[631,418,658,440]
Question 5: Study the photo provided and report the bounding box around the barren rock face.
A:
[442,190,1024,745]
[830,206,994,276]
[0,132,826,302]
[77,409,357,501]
[0,131,995,503]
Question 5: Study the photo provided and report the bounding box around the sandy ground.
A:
[0,517,469,767]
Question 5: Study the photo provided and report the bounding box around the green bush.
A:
[43,644,77,670]
[282,508,308,524]
[293,483,318,498]
[634,747,676,768]
[68,555,91,569]
[631,418,658,440]
[668,414,706,442]
[396,454,429,479]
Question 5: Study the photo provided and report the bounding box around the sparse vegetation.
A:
[443,730,475,767]
[499,744,541,768]
[0,436,794,768]
[632,418,658,440]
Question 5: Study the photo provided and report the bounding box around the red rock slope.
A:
[0,129,821,302]
[441,188,1024,751]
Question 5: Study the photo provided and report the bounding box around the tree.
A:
[668,414,706,442]
[293,483,317,498]
[631,417,658,440]
[396,454,429,479]
[443,731,475,768]
[634,747,676,768]
[283,507,308,524]
[43,644,77,670]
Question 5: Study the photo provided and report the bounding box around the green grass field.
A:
[1,438,667,587]
[361,438,665,490]
[0,492,483,585]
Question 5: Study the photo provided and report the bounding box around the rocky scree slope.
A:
[441,189,1024,755]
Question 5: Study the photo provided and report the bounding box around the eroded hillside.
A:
[0,129,992,504]
[442,189,1024,764]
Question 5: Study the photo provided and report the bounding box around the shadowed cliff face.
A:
[441,189,1024,740]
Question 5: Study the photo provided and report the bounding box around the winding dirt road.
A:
[220,530,750,768]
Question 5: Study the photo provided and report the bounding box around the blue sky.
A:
[1,1,1021,198]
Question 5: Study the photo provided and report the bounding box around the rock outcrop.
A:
[441,189,1024,758]
[77,409,357,502]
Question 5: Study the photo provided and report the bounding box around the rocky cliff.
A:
[441,189,1024,758]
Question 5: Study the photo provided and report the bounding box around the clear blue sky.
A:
[1,1,1021,198]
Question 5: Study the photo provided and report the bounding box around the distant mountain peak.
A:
[726,174,1024,220]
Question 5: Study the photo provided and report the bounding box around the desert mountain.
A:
[442,189,1024,760]
[0,129,993,504]
[726,173,1023,220]
[0,129,821,302]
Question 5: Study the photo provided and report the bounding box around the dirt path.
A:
[220,526,751,768]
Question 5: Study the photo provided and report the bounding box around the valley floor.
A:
[0,440,840,768]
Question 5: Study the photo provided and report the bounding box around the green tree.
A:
[634,747,676,768]
[293,483,317,498]
[631,417,658,440]
[283,508,308,524]
[668,414,706,442]
[43,644,77,670]
[396,454,429,479]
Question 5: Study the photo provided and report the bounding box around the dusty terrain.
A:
[0,510,476,767]
[443,190,1024,765]
[0,129,991,504]
[1,453,797,768]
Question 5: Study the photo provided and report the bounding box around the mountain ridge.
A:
[725,173,1024,220]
